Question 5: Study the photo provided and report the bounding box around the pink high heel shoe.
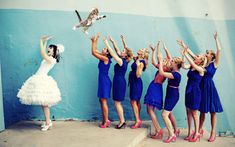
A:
[208,134,216,142]
[100,120,111,128]
[163,135,176,143]
[189,134,201,142]
[131,121,142,129]
[199,129,204,137]
[151,129,164,139]
[174,129,180,137]
[184,131,195,141]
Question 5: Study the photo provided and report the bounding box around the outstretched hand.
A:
[176,40,183,46]
[103,37,108,44]
[177,40,187,48]
[91,33,100,42]
[214,32,218,40]
[121,35,125,40]
[162,41,167,50]
[41,35,53,41]
[108,36,114,42]
[149,44,155,52]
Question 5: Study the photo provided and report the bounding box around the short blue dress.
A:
[129,60,146,101]
[97,57,112,99]
[113,58,128,101]
[144,71,164,110]
[185,69,203,110]
[164,72,181,111]
[199,62,223,113]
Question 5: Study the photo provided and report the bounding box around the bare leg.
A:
[114,101,125,125]
[131,100,141,124]
[210,112,217,138]
[99,98,109,124]
[137,100,141,113]
[42,105,50,125]
[199,112,206,132]
[162,110,174,136]
[169,112,177,132]
[147,106,161,133]
[186,108,193,137]
[191,110,200,138]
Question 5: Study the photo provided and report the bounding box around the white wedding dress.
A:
[17,57,61,106]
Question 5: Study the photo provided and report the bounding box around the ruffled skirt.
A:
[17,74,61,106]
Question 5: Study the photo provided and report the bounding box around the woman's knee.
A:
[162,111,168,119]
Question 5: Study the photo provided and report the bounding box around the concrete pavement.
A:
[0,121,234,147]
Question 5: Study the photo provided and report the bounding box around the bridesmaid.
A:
[129,48,149,129]
[158,48,183,143]
[199,32,223,142]
[104,35,133,129]
[91,33,112,128]
[144,41,171,139]
[179,40,206,142]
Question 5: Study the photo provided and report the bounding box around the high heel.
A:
[115,122,126,129]
[100,120,111,128]
[131,120,142,129]
[41,121,53,131]
[189,134,201,142]
[151,129,164,139]
[199,129,204,137]
[163,135,176,143]
[208,134,216,142]
[174,129,180,137]
[184,131,195,141]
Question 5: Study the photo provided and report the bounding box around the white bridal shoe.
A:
[41,120,52,128]
[41,121,53,131]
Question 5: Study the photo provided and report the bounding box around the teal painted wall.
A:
[0,9,235,133]
[0,63,5,131]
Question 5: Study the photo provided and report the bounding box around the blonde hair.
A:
[125,47,134,60]
[206,49,216,61]
[173,57,183,69]
[163,58,171,70]
[142,48,149,68]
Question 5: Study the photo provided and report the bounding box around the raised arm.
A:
[91,33,109,63]
[158,48,174,79]
[121,35,127,50]
[104,38,123,66]
[214,32,221,68]
[136,60,144,78]
[40,35,53,63]
[109,36,122,56]
[162,42,172,59]
[184,52,204,75]
[177,40,196,59]
[181,49,191,69]
[150,43,158,67]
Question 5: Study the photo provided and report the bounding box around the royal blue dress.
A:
[113,58,128,101]
[129,60,146,101]
[164,72,181,111]
[185,69,203,110]
[97,57,112,99]
[144,71,164,110]
[199,62,223,113]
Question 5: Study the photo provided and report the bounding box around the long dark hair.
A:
[49,44,60,63]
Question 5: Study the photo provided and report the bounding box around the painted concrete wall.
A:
[0,0,235,133]
[0,63,5,131]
